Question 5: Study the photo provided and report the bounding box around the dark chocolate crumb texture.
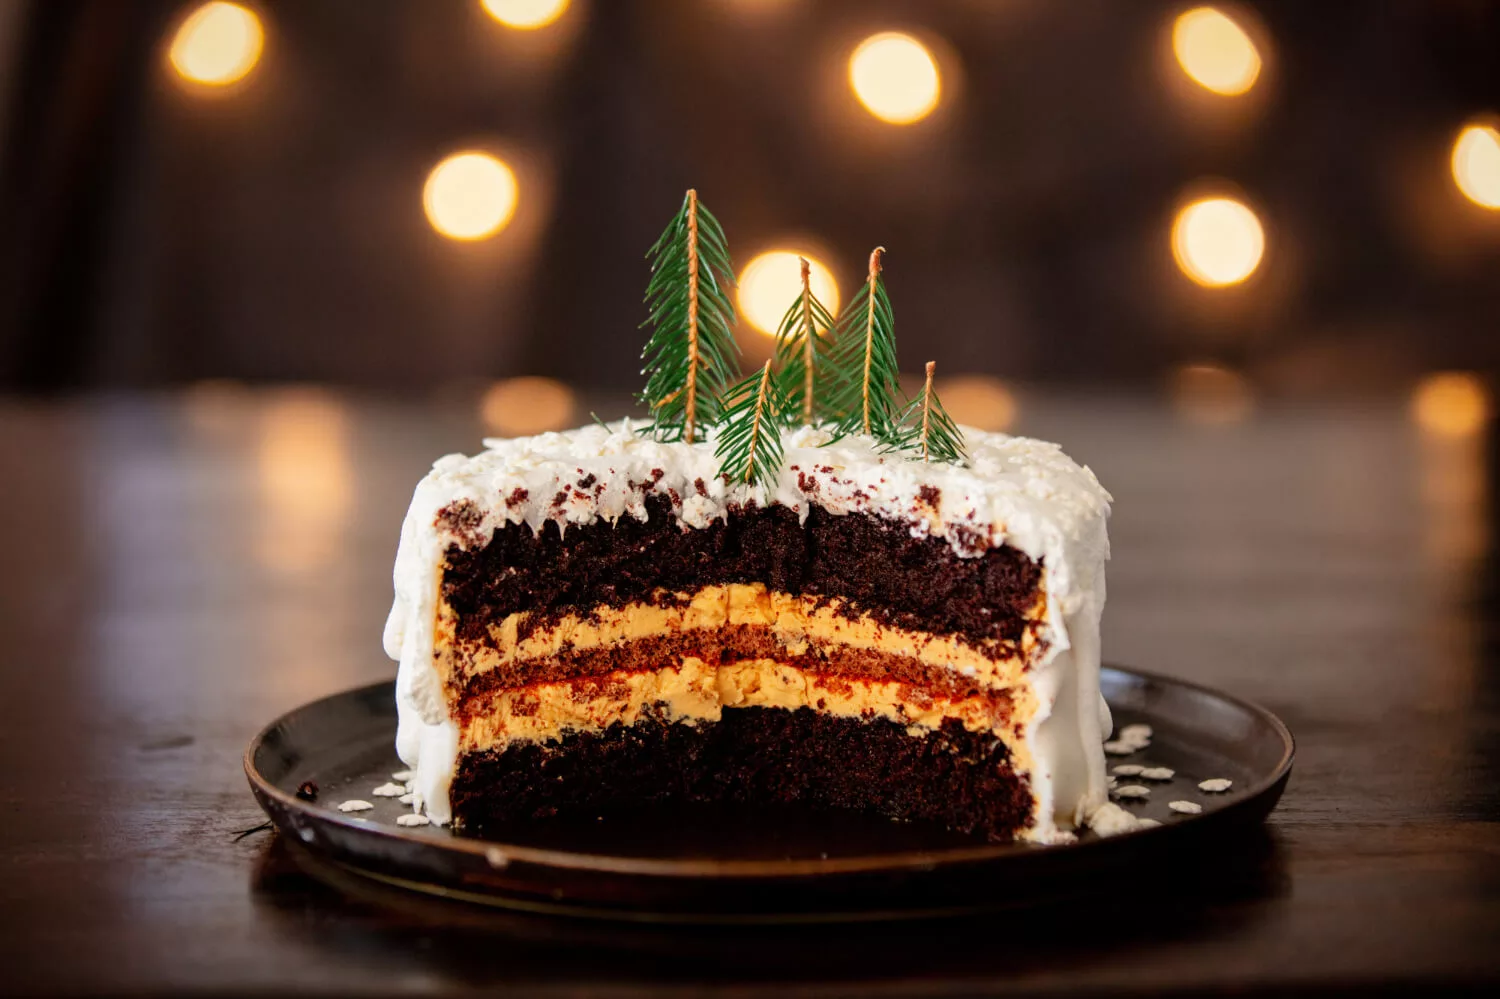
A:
[452,707,1034,843]
[440,496,1044,649]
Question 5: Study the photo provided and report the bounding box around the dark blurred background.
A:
[1,0,1498,435]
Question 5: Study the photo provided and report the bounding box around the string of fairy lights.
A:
[165,0,1500,438]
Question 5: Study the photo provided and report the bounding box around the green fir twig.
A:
[773,256,839,426]
[715,360,791,490]
[888,361,969,465]
[639,189,741,443]
[827,247,902,441]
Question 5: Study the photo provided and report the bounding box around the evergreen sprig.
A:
[889,361,968,465]
[639,189,741,443]
[715,360,791,490]
[772,257,839,426]
[826,247,902,441]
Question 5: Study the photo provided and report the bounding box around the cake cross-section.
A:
[384,421,1113,843]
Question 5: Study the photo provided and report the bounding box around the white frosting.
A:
[383,420,1113,841]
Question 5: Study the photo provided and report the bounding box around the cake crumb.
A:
[1113,784,1150,799]
[391,769,414,782]
[1140,767,1175,781]
[337,800,373,812]
[1112,764,1144,776]
[1169,800,1203,815]
[399,793,415,805]
[396,814,430,827]
[371,782,405,797]
[1087,802,1153,838]
[1198,778,1233,793]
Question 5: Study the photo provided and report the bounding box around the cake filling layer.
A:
[436,583,1046,698]
[439,497,1045,648]
[451,707,1035,842]
[457,657,1035,773]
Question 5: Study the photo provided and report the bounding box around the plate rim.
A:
[244,663,1294,880]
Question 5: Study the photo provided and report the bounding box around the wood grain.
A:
[1,390,1496,995]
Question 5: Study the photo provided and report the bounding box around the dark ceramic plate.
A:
[245,665,1292,922]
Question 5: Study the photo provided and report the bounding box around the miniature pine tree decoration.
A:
[827,247,902,440]
[772,257,839,426]
[639,189,741,443]
[890,361,969,465]
[715,360,792,490]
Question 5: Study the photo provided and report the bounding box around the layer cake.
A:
[384,420,1113,843]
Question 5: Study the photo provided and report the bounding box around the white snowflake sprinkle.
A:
[1169,800,1203,815]
[371,782,405,798]
[396,814,430,827]
[337,800,373,812]
[1103,740,1139,756]
[1113,784,1151,799]
[398,793,414,805]
[1119,723,1153,744]
[1107,775,1118,787]
[1198,778,1233,793]
[391,769,414,782]
[1112,764,1144,776]
[1140,767,1175,781]
[1137,818,1162,829]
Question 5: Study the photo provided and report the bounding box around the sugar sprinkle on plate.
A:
[396,813,431,827]
[398,793,415,805]
[1139,767,1175,781]
[1169,800,1203,815]
[1113,784,1150,799]
[1198,778,1233,793]
[371,782,406,798]
[391,769,414,782]
[337,800,373,812]
[1112,764,1144,776]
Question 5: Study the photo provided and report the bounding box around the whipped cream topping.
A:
[382,420,1114,842]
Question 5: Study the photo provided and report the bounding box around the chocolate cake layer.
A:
[440,496,1043,648]
[450,706,1033,841]
[455,624,1016,707]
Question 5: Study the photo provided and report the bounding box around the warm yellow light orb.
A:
[423,152,519,241]
[1171,196,1265,287]
[168,2,264,87]
[1452,124,1500,210]
[936,375,1017,432]
[481,377,577,437]
[737,251,840,337]
[1170,363,1254,425]
[848,32,941,125]
[1412,372,1488,437]
[1172,7,1261,96]
[480,0,570,30]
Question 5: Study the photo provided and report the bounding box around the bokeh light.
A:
[1171,196,1265,286]
[1170,363,1254,425]
[480,0,571,30]
[423,152,519,241]
[481,377,577,437]
[1412,372,1489,437]
[848,32,942,125]
[936,375,1017,432]
[1172,7,1261,96]
[1451,124,1500,210]
[737,251,840,338]
[256,390,352,574]
[168,2,264,87]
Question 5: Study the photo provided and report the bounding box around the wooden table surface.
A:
[2,388,1497,995]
